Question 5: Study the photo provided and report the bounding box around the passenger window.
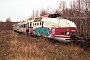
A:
[23,24,25,28]
[37,23,39,25]
[35,23,36,26]
[42,22,44,27]
[40,22,41,25]
[27,23,29,28]
[24,24,27,28]
[33,23,34,26]
[30,23,32,28]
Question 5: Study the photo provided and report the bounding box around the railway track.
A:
[71,36,90,50]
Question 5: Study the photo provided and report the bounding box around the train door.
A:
[21,24,27,33]
[51,26,55,37]
[28,22,34,35]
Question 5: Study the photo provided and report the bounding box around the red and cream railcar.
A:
[40,18,77,42]
[13,13,77,42]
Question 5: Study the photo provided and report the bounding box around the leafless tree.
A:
[6,17,11,22]
[5,17,12,30]
[0,20,3,22]
[59,1,67,17]
[34,10,39,18]
[40,9,47,16]
[31,10,35,19]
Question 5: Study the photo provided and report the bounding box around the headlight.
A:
[66,32,69,35]
[65,29,69,36]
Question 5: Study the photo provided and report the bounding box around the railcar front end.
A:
[49,27,77,42]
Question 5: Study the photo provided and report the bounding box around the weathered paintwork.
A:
[34,27,50,36]
[13,13,77,43]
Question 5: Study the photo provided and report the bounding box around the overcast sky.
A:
[0,0,71,22]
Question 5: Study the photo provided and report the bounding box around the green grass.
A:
[0,30,90,60]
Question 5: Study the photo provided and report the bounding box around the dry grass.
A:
[0,30,90,60]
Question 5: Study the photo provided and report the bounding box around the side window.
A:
[40,22,41,25]
[21,24,27,28]
[37,23,39,26]
[33,23,34,26]
[30,23,32,28]
[35,23,36,26]
[27,23,29,28]
[42,22,44,28]
[24,24,26,28]
[21,25,23,28]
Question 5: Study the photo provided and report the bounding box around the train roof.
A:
[17,15,76,28]
[41,18,76,28]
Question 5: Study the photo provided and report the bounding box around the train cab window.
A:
[48,13,61,18]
